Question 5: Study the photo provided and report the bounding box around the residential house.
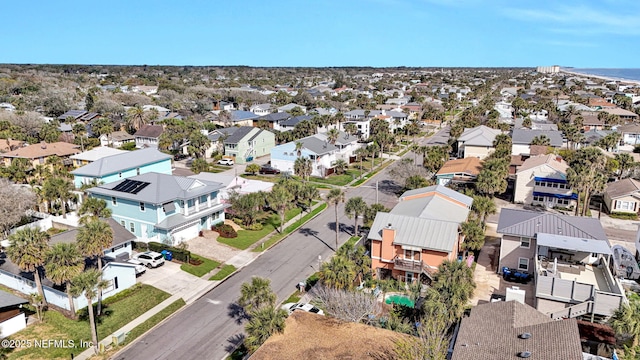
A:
[450,301,583,360]
[249,103,273,116]
[514,154,576,209]
[278,115,314,132]
[435,157,482,186]
[617,123,640,148]
[134,124,164,148]
[0,103,16,112]
[511,129,564,155]
[188,173,273,201]
[57,110,100,122]
[205,127,239,158]
[369,185,472,283]
[0,139,25,153]
[456,125,503,159]
[603,178,640,214]
[343,118,371,140]
[588,98,616,109]
[314,131,361,163]
[602,107,639,122]
[100,131,136,148]
[494,101,513,119]
[254,112,291,131]
[69,147,128,167]
[71,147,172,188]
[211,110,260,127]
[497,208,624,319]
[0,291,28,337]
[514,117,557,131]
[86,172,227,244]
[223,126,275,164]
[271,135,338,177]
[573,112,605,132]
[0,141,81,168]
[277,103,307,114]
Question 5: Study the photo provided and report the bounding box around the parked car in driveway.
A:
[259,165,281,174]
[133,251,166,268]
[281,302,324,316]
[126,258,147,276]
[218,158,234,166]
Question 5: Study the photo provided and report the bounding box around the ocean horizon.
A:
[564,68,640,83]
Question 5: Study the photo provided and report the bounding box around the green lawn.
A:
[180,254,221,277]
[7,284,170,360]
[284,291,302,304]
[343,236,361,249]
[309,169,359,186]
[209,264,237,281]
[254,203,328,252]
[218,208,302,250]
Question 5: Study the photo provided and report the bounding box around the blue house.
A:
[86,172,227,244]
[71,148,172,188]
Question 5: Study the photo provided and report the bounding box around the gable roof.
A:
[207,127,239,142]
[257,112,290,122]
[70,147,128,162]
[399,185,474,207]
[436,157,482,176]
[451,301,582,360]
[497,208,607,239]
[49,218,136,248]
[224,126,256,144]
[458,125,503,146]
[87,172,224,204]
[71,148,171,177]
[280,115,313,127]
[229,110,260,121]
[517,154,569,174]
[512,129,563,147]
[315,131,359,145]
[369,212,460,252]
[1,142,80,159]
[605,177,640,199]
[103,131,135,142]
[134,125,164,138]
[298,136,338,155]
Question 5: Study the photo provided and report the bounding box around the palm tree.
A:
[71,269,108,355]
[344,197,367,236]
[615,152,636,179]
[268,185,294,233]
[344,123,357,137]
[471,195,496,226]
[432,260,475,321]
[336,242,371,285]
[319,255,356,290]
[7,228,50,303]
[610,294,640,348]
[530,135,551,146]
[244,305,288,353]
[293,157,312,181]
[76,219,113,315]
[43,177,74,217]
[294,141,303,157]
[326,188,345,251]
[333,159,348,175]
[238,277,276,314]
[327,128,340,145]
[126,104,146,131]
[460,220,485,254]
[45,243,84,318]
[78,197,112,225]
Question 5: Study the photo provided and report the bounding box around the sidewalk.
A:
[74,201,327,360]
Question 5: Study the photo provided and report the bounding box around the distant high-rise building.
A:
[536,65,560,74]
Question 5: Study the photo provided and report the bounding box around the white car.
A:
[281,302,324,316]
[218,158,234,166]
[133,251,165,268]
[126,258,147,276]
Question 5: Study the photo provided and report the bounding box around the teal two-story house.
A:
[86,172,228,244]
[71,148,172,188]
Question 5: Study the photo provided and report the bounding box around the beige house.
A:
[514,154,576,209]
[456,125,503,159]
[497,208,624,319]
[603,178,640,214]
[1,141,81,168]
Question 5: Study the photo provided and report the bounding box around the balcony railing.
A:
[393,257,437,278]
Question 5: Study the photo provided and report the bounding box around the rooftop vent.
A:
[518,333,532,340]
[518,351,532,358]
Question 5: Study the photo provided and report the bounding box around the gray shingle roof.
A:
[258,112,291,122]
[207,127,239,142]
[299,136,337,155]
[281,115,313,127]
[71,148,172,177]
[368,212,460,252]
[605,177,640,199]
[134,125,164,138]
[224,126,256,144]
[86,172,224,204]
[451,301,582,360]
[0,290,28,309]
[49,218,137,248]
[511,129,564,146]
[497,208,606,239]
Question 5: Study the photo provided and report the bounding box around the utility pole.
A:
[376,180,379,204]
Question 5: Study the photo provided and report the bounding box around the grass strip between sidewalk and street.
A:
[209,264,237,281]
[253,203,328,252]
[351,159,393,187]
[180,255,221,277]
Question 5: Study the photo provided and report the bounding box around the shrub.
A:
[189,257,203,266]
[609,211,638,220]
[133,241,149,251]
[243,223,263,231]
[213,224,237,238]
[147,241,191,263]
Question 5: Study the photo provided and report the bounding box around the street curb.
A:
[255,203,328,253]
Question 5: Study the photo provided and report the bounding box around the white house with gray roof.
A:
[456,125,504,159]
[71,148,172,188]
[86,172,228,244]
[511,129,564,155]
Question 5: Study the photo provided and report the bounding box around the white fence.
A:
[0,269,71,310]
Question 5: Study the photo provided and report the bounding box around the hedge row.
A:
[148,241,191,263]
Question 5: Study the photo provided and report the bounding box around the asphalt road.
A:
[116,146,411,360]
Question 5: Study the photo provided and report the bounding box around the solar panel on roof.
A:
[112,179,150,194]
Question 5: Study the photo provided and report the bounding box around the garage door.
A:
[171,224,199,244]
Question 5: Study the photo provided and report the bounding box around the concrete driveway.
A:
[137,260,209,296]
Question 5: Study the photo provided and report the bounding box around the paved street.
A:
[116,148,406,360]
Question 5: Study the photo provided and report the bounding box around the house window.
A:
[39,157,45,164]
[120,220,125,227]
[617,201,634,211]
[533,195,545,202]
[129,222,135,233]
[112,197,117,206]
[136,167,141,175]
[200,195,207,204]
[404,249,420,261]
[140,202,145,211]
[520,238,530,249]
[518,257,529,271]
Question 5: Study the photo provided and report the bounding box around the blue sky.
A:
[2,0,639,67]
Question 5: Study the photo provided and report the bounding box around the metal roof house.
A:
[369,185,472,283]
[86,172,228,244]
[497,208,624,320]
[456,125,503,159]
